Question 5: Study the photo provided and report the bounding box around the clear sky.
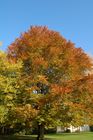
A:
[0,0,93,55]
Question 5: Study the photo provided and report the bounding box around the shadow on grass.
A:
[0,135,36,140]
[0,135,53,140]
[0,133,92,140]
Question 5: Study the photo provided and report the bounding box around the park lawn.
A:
[45,132,93,140]
[0,132,93,140]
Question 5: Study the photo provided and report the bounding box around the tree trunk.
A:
[2,126,5,135]
[37,123,44,140]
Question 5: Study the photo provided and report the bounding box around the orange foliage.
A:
[7,26,93,127]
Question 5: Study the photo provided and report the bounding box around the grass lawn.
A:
[45,132,93,140]
[0,132,93,140]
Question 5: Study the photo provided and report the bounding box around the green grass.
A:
[0,132,93,140]
[45,132,93,140]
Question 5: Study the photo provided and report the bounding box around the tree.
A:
[0,51,22,134]
[7,26,93,139]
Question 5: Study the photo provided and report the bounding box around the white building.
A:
[57,124,90,133]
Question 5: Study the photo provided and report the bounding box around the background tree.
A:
[0,51,22,134]
[7,26,93,140]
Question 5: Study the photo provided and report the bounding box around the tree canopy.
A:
[0,51,22,134]
[1,26,93,139]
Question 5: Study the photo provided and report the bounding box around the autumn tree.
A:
[7,26,93,139]
[0,51,22,134]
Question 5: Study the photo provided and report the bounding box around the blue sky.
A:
[0,0,93,55]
